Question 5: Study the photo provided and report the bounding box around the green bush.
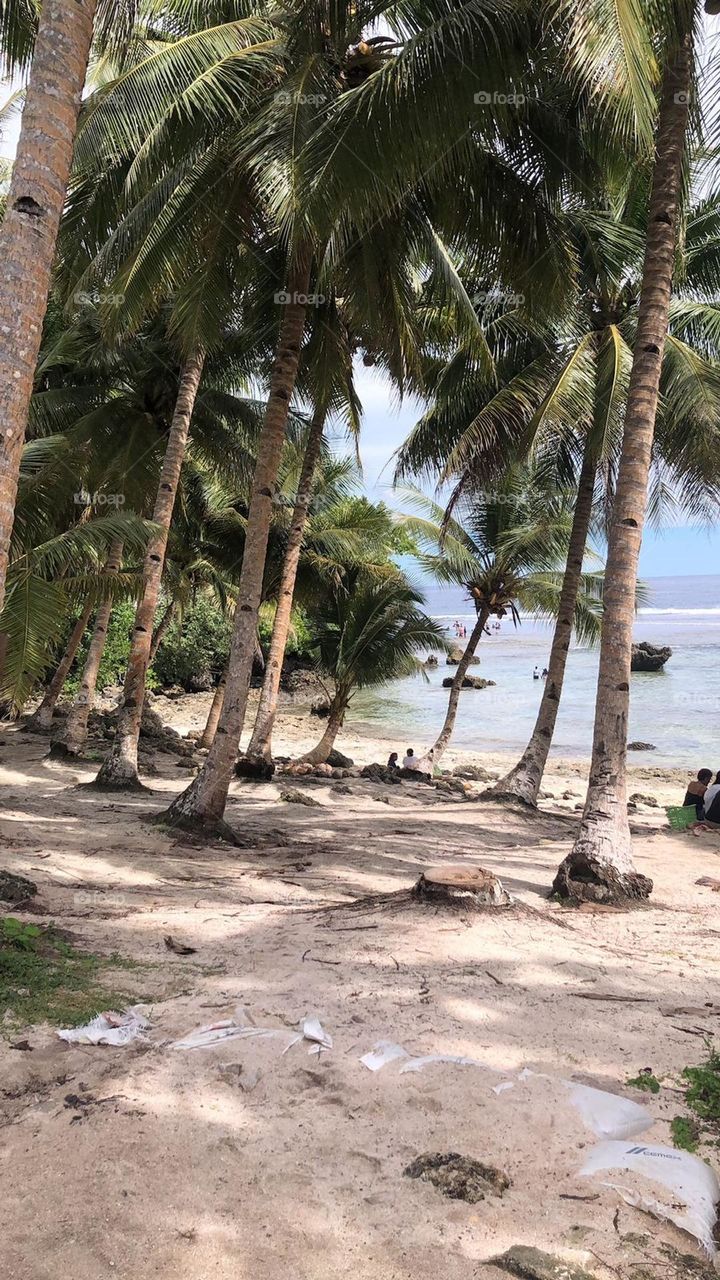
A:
[257,604,313,660]
[152,595,232,689]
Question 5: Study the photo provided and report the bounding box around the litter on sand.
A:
[565,1082,652,1140]
[172,1011,332,1055]
[580,1140,720,1256]
[57,1007,149,1047]
[283,1015,333,1056]
[399,1053,488,1074]
[360,1041,410,1071]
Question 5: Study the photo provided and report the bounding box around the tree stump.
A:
[412,866,510,909]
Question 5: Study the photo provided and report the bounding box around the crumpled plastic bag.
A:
[565,1082,652,1140]
[360,1041,410,1071]
[172,1010,332,1055]
[581,1140,720,1255]
[58,1007,149,1047]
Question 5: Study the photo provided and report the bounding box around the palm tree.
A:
[555,9,697,903]
[298,572,447,766]
[0,0,140,612]
[401,186,720,805]
[401,477,603,765]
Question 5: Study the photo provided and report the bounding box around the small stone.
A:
[0,871,38,904]
[629,792,658,807]
[279,788,323,808]
[404,1152,510,1204]
[492,1244,600,1280]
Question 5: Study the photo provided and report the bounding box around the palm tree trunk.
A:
[200,667,227,750]
[246,405,326,760]
[492,447,597,805]
[27,597,94,731]
[431,607,490,762]
[554,39,692,904]
[55,539,124,756]
[0,0,98,613]
[299,697,347,766]
[161,250,312,830]
[94,350,205,788]
[149,600,175,663]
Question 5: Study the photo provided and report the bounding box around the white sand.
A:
[1,701,719,1280]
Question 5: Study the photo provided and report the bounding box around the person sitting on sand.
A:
[684,768,713,819]
[402,748,419,770]
[387,752,399,770]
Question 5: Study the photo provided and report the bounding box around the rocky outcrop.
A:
[326,748,354,768]
[441,676,495,690]
[631,641,672,672]
[446,646,480,666]
[627,740,656,751]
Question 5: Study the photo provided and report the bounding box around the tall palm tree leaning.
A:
[298,573,447,767]
[160,253,312,829]
[401,480,602,766]
[0,0,101,612]
[554,20,695,903]
[245,403,327,762]
[94,351,205,787]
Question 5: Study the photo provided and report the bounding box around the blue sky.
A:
[342,366,720,580]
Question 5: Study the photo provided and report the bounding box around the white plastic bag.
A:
[58,1007,149,1047]
[360,1041,410,1071]
[565,1083,653,1140]
[399,1053,487,1074]
[581,1140,720,1255]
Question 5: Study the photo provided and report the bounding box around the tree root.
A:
[552,852,652,906]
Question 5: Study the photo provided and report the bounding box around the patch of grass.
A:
[682,1047,720,1124]
[670,1115,701,1152]
[0,916,135,1030]
[626,1072,661,1094]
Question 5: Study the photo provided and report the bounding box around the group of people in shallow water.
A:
[683,769,720,829]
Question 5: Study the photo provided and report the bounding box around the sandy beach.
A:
[2,695,720,1280]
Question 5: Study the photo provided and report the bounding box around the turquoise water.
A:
[348,574,720,767]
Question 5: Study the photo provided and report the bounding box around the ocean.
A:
[348,573,720,767]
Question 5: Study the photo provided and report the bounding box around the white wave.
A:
[637,607,720,616]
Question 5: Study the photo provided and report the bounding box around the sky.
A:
[345,365,720,581]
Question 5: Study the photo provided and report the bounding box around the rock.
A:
[235,756,275,781]
[0,870,38,904]
[452,764,493,782]
[326,748,354,769]
[334,783,353,795]
[279,788,323,808]
[310,699,331,718]
[441,676,495,689]
[628,741,656,751]
[492,1245,599,1280]
[404,1152,510,1204]
[629,792,659,807]
[424,654,438,667]
[396,766,431,782]
[631,641,672,673]
[186,669,214,693]
[412,866,511,908]
[434,777,467,796]
[360,763,402,785]
[446,646,480,666]
[313,763,333,777]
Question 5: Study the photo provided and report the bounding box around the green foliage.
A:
[670,1115,701,1153]
[152,595,232,689]
[626,1073,660,1094]
[0,916,133,1029]
[258,604,312,660]
[682,1047,720,1124]
[66,601,157,694]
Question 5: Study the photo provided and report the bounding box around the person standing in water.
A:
[533,665,540,680]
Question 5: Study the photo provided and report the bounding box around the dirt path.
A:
[1,724,719,1279]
